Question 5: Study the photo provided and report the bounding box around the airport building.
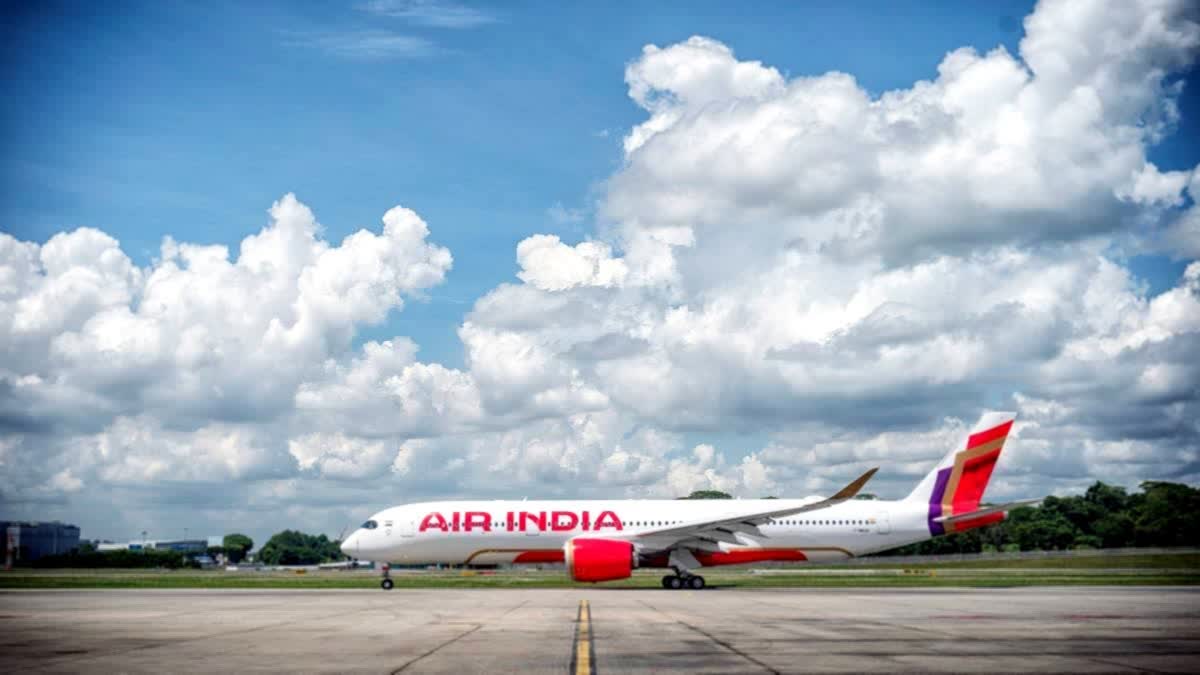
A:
[3,521,81,562]
[96,538,210,553]
[94,536,222,566]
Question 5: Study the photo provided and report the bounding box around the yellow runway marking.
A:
[572,599,594,675]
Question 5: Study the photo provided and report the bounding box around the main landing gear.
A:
[380,563,394,591]
[661,573,705,590]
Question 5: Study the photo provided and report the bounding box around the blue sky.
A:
[4,1,1195,370]
[2,0,1198,543]
[1,0,1100,370]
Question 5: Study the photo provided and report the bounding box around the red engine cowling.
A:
[565,538,634,582]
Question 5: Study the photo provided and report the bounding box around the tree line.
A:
[31,530,347,567]
[882,480,1200,555]
[33,548,194,569]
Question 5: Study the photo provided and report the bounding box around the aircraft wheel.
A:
[688,575,706,590]
[381,578,394,591]
[666,575,684,590]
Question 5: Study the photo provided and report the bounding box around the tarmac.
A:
[2,586,1198,673]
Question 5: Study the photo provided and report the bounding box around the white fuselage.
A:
[341,498,934,568]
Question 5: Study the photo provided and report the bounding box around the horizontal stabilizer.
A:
[932,498,1042,524]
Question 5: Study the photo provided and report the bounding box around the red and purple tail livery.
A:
[910,412,1015,536]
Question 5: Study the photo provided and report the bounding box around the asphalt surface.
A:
[2,587,1198,673]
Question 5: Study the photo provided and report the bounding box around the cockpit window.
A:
[362,520,378,530]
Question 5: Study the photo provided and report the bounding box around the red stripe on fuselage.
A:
[694,549,808,566]
[513,550,565,564]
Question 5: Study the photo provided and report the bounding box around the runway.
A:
[2,587,1198,673]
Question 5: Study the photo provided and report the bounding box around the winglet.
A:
[831,467,878,500]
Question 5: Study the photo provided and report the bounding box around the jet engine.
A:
[564,538,635,582]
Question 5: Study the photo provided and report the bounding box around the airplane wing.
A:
[932,498,1042,525]
[623,468,878,552]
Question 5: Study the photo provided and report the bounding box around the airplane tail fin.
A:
[904,412,1016,535]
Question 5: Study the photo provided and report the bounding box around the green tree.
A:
[1092,512,1135,548]
[223,533,254,563]
[1045,495,1105,537]
[680,490,733,499]
[1133,481,1200,547]
[1007,511,1079,551]
[1084,481,1128,513]
[257,530,344,565]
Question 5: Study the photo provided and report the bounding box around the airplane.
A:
[341,412,1037,590]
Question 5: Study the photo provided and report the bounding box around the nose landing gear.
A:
[380,563,393,591]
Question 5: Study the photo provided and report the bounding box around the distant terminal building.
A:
[97,539,208,553]
[151,539,208,553]
[3,521,81,562]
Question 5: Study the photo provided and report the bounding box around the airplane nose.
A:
[340,532,358,557]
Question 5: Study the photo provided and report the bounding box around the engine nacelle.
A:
[565,538,635,582]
